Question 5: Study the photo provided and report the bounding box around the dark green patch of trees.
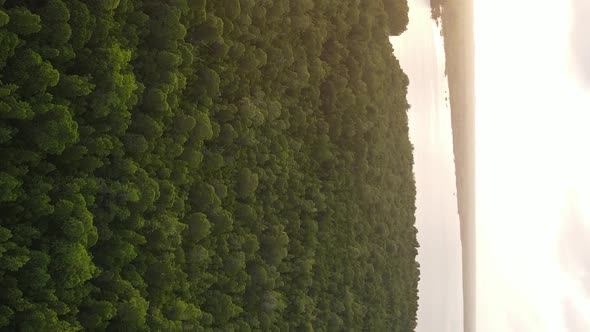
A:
[0,0,418,330]
[430,0,444,21]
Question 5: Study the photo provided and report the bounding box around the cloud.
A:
[559,192,590,331]
[507,311,542,332]
[559,195,590,296]
[562,297,590,332]
[569,0,590,84]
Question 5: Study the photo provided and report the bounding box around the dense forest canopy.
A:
[430,0,444,21]
[0,0,418,330]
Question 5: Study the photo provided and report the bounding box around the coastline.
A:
[436,0,476,331]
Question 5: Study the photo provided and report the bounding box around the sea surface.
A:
[390,2,464,331]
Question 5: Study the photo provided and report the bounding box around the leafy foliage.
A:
[0,0,418,330]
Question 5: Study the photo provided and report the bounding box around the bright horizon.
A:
[476,0,590,330]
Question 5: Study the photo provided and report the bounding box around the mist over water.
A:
[390,2,464,331]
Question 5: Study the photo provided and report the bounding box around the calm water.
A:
[390,2,464,332]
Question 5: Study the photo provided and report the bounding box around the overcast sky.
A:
[476,0,590,331]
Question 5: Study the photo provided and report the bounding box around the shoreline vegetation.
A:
[0,0,420,331]
[430,0,476,331]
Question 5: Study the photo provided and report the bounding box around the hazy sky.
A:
[476,0,590,331]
